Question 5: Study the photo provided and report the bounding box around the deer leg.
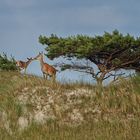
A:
[51,74,56,82]
[43,73,48,80]
[53,75,56,82]
[24,68,26,74]
[17,67,20,72]
[46,74,48,80]
[43,73,46,79]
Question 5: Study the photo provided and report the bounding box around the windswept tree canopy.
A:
[39,30,140,84]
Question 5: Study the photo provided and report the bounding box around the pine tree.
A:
[39,30,140,85]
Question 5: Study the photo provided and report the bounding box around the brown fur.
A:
[34,53,56,79]
[16,57,33,73]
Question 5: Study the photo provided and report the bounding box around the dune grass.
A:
[0,71,140,140]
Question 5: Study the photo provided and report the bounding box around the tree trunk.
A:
[96,72,106,86]
[96,77,104,97]
[96,78,103,87]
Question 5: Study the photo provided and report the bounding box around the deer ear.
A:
[27,57,32,60]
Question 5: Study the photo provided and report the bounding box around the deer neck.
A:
[39,57,44,67]
[26,60,32,67]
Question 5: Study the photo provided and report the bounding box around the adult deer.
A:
[34,52,57,80]
[16,57,34,74]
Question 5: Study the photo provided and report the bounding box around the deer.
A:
[16,57,34,74]
[34,52,57,80]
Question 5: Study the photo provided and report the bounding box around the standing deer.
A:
[16,57,34,74]
[34,52,57,80]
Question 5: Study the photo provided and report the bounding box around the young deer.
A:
[34,52,57,80]
[16,57,34,74]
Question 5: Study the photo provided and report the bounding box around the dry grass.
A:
[0,71,140,140]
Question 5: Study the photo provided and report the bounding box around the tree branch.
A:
[103,72,125,80]
[120,56,140,67]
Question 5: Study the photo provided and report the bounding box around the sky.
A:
[0,0,140,83]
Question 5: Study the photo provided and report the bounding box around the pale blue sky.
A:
[0,0,139,83]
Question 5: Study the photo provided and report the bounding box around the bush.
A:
[0,53,17,71]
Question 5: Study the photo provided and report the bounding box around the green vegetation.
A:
[39,30,140,85]
[1,30,139,139]
[0,71,140,140]
[0,53,17,71]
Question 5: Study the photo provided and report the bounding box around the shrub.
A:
[0,53,17,71]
